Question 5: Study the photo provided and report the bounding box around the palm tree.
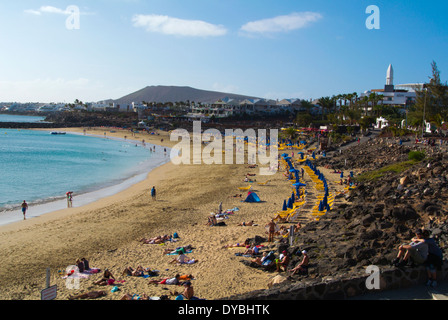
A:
[283,127,297,141]
[351,92,359,112]
[347,93,353,110]
[317,96,334,120]
[360,96,370,116]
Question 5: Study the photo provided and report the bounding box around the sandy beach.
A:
[0,127,346,300]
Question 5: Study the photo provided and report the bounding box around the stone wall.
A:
[225,262,448,300]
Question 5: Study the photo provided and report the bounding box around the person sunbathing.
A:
[139,235,171,244]
[273,214,288,223]
[222,239,250,249]
[122,266,147,277]
[279,226,290,237]
[276,251,290,272]
[169,253,198,265]
[94,269,115,286]
[120,293,150,300]
[289,250,309,276]
[229,194,242,198]
[149,274,181,285]
[244,245,260,256]
[205,214,218,226]
[170,281,194,300]
[251,252,268,265]
[179,274,194,281]
[237,220,255,226]
[69,290,106,300]
[163,245,193,255]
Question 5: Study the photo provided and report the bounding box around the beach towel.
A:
[166,250,193,255]
[107,279,126,285]
[180,259,197,264]
[60,268,101,279]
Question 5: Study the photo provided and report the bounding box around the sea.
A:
[0,114,170,226]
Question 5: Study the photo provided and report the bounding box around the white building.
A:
[375,116,389,129]
[361,64,422,107]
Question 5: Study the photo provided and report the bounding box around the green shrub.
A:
[408,151,425,162]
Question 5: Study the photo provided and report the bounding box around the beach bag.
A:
[111,286,120,293]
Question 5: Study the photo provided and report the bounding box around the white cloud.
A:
[24,6,94,16]
[240,12,322,36]
[132,14,227,37]
[40,6,70,15]
[24,9,42,16]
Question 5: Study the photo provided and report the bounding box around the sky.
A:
[0,0,447,103]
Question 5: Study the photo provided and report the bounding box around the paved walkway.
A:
[349,282,448,300]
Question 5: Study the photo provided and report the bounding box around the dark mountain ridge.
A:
[107,85,261,105]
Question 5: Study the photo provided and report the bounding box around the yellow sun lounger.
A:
[257,180,270,186]
[238,185,252,191]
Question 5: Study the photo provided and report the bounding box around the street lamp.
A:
[422,84,427,138]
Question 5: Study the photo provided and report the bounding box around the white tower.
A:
[386,64,394,86]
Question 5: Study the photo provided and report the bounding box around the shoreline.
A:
[0,128,171,227]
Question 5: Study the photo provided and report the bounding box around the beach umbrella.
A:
[318,201,324,211]
[293,182,306,187]
[291,192,295,201]
[340,172,344,179]
[287,198,293,209]
[289,168,297,172]
[282,200,287,211]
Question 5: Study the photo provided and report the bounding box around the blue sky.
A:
[0,0,447,103]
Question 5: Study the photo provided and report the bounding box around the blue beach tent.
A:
[244,192,262,203]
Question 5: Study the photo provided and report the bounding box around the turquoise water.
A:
[0,114,47,123]
[0,127,168,218]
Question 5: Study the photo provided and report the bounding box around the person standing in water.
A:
[21,200,28,220]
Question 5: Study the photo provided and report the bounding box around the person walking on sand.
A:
[66,191,73,208]
[21,200,28,220]
[151,186,156,201]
